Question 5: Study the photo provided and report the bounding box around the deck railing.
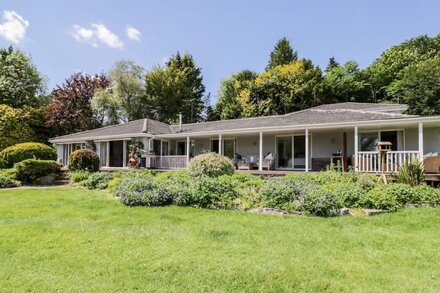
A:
[357,151,420,173]
[146,155,188,169]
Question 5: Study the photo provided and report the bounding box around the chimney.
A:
[179,113,182,132]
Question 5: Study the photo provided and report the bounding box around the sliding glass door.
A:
[276,135,309,170]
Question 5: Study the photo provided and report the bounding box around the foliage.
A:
[395,159,425,186]
[400,58,440,115]
[188,152,235,178]
[215,70,257,119]
[80,172,119,190]
[115,176,170,207]
[0,46,46,108]
[259,178,297,209]
[14,159,62,184]
[0,142,56,168]
[323,61,367,103]
[367,184,416,211]
[70,171,90,184]
[0,168,18,179]
[0,105,36,151]
[0,158,7,169]
[145,52,206,123]
[68,149,100,172]
[299,185,342,217]
[411,185,440,206]
[92,60,147,124]
[250,60,323,115]
[189,175,238,209]
[45,72,110,136]
[127,140,144,157]
[266,37,298,70]
[0,175,21,188]
[331,183,367,208]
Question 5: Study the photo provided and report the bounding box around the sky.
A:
[0,0,439,104]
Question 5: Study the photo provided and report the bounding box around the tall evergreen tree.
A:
[266,38,298,70]
[145,52,206,123]
[325,57,340,72]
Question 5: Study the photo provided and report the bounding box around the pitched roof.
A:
[50,103,416,142]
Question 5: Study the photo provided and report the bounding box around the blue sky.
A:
[0,0,439,104]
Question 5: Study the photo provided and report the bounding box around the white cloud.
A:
[0,10,29,44]
[126,25,141,41]
[71,23,123,49]
[71,25,97,47]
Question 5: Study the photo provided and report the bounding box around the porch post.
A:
[123,140,127,167]
[418,122,424,158]
[160,140,163,167]
[305,129,309,172]
[259,131,263,171]
[106,141,110,167]
[218,134,222,155]
[186,136,190,166]
[354,126,359,171]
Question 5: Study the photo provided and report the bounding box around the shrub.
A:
[0,168,18,180]
[395,160,425,186]
[189,175,238,209]
[116,177,170,207]
[299,185,342,216]
[367,183,416,211]
[0,142,56,168]
[68,149,100,172]
[260,178,296,209]
[70,171,90,184]
[188,152,234,178]
[14,159,62,184]
[164,176,193,206]
[331,183,366,208]
[108,177,123,193]
[0,175,21,188]
[81,172,118,189]
[356,173,381,191]
[411,185,440,206]
[0,158,7,169]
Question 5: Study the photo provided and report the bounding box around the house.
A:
[49,102,440,173]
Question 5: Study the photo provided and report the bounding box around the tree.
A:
[325,57,339,72]
[145,52,206,123]
[0,46,46,108]
[46,72,110,136]
[0,105,35,151]
[215,70,257,119]
[400,58,440,115]
[92,60,147,124]
[266,38,298,70]
[252,59,323,115]
[323,61,366,103]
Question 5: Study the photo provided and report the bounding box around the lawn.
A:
[1,188,440,292]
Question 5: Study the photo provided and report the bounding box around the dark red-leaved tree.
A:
[46,72,110,136]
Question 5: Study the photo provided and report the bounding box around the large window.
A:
[360,133,379,151]
[359,131,402,151]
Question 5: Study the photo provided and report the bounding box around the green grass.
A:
[1,188,440,292]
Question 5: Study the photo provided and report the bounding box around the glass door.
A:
[293,136,306,169]
[276,137,292,169]
[223,139,235,159]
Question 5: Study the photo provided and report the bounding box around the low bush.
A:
[260,178,296,209]
[331,183,366,208]
[70,171,90,184]
[116,177,170,207]
[299,185,342,217]
[81,172,118,189]
[0,175,21,188]
[189,175,238,209]
[14,159,62,184]
[68,149,100,172]
[367,183,416,211]
[356,173,381,191]
[395,160,425,186]
[411,185,440,206]
[0,158,7,169]
[0,142,56,168]
[188,152,235,178]
[0,168,18,180]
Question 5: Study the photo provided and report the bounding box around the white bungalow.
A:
[49,103,440,174]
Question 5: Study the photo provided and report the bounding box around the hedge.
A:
[68,149,100,172]
[0,142,56,168]
[15,159,62,184]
